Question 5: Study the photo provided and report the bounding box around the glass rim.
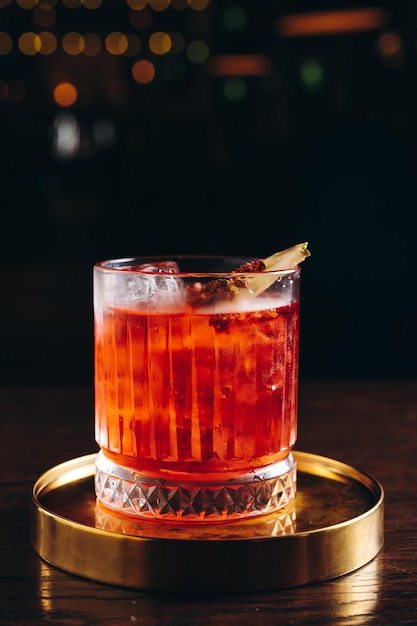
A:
[94,256,301,277]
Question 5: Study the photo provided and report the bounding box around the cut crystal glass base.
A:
[95,451,297,522]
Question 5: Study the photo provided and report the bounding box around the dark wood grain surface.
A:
[1,381,417,625]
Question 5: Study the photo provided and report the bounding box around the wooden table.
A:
[1,381,417,625]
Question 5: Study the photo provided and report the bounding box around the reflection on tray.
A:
[94,500,297,540]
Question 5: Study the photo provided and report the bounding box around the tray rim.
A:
[30,450,384,592]
[32,450,384,541]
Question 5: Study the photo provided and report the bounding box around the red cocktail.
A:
[94,249,307,521]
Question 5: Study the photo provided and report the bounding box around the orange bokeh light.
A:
[208,54,271,77]
[276,8,388,37]
[53,81,78,106]
[132,59,155,83]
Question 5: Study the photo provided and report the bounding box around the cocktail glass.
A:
[94,247,308,522]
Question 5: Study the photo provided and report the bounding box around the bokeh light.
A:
[188,0,209,10]
[277,8,388,37]
[132,59,155,83]
[18,32,41,55]
[149,31,171,55]
[377,31,402,57]
[33,6,56,28]
[0,32,13,55]
[222,5,246,31]
[62,32,84,54]
[92,119,117,148]
[38,31,58,55]
[53,81,78,106]
[83,32,102,55]
[127,0,147,8]
[186,39,209,64]
[376,31,404,69]
[208,54,271,76]
[299,59,324,88]
[105,32,129,55]
[148,0,170,11]
[52,111,80,159]
[223,76,246,101]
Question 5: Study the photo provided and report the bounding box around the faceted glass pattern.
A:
[95,460,297,522]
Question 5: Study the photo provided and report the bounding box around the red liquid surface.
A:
[95,298,299,481]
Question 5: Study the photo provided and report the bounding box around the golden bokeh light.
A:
[18,32,41,55]
[105,32,129,55]
[0,0,212,99]
[53,81,78,106]
[132,59,155,83]
[38,31,58,54]
[149,31,171,54]
[62,31,84,54]
[127,0,148,8]
[0,32,13,55]
[188,0,209,10]
[149,0,170,11]
[83,32,102,55]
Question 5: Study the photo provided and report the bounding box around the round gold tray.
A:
[30,451,384,593]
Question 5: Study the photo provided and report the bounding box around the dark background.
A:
[0,0,416,385]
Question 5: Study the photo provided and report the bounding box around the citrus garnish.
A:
[186,243,311,306]
[263,242,310,271]
[241,242,310,298]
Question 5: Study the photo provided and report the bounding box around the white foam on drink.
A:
[96,265,294,315]
[197,292,293,315]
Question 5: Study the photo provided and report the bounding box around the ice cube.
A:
[130,261,180,274]
[126,261,184,307]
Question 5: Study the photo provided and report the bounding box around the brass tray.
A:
[30,451,384,593]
